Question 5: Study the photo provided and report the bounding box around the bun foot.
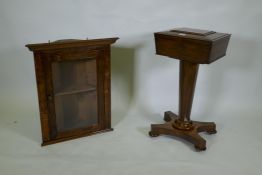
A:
[207,129,217,134]
[194,145,206,151]
[149,131,159,137]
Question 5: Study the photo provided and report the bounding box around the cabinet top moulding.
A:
[26,37,119,51]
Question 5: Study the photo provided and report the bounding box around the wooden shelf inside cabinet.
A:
[26,38,118,146]
[54,85,96,97]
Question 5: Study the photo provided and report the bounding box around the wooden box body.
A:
[26,38,118,145]
[154,28,231,64]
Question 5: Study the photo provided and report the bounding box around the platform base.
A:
[149,111,216,151]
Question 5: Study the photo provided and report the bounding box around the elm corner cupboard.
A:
[26,38,118,146]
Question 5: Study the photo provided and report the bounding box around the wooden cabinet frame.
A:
[26,38,118,145]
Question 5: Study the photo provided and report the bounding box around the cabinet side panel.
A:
[103,46,111,129]
[33,53,50,142]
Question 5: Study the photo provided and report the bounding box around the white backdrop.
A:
[1,0,262,175]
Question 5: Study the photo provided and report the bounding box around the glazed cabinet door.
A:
[45,48,105,139]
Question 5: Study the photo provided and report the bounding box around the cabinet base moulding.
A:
[42,128,113,146]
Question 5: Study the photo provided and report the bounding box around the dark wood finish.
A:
[149,28,231,151]
[26,38,118,145]
[149,111,216,150]
[154,28,230,64]
[179,61,198,122]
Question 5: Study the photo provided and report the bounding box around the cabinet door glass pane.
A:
[52,59,98,132]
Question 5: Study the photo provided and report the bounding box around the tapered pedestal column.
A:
[149,61,217,151]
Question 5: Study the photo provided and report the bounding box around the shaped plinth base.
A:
[149,111,217,151]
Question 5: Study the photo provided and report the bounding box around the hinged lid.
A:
[156,27,230,42]
[170,28,215,36]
